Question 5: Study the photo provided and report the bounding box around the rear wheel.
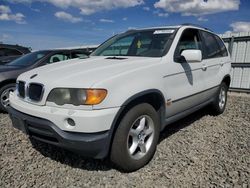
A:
[210,82,228,115]
[110,103,160,172]
[0,83,16,112]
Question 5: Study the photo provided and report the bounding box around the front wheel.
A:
[210,82,228,115]
[0,83,16,112]
[110,103,160,172]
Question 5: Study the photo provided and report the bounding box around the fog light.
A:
[66,118,75,127]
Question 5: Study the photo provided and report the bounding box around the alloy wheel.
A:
[219,87,226,110]
[0,87,15,107]
[127,115,155,160]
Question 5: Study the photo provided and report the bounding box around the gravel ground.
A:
[0,95,250,187]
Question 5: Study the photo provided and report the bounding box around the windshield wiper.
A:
[79,55,90,59]
[106,56,127,60]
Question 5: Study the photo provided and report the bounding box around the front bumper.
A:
[7,106,111,159]
[9,92,120,133]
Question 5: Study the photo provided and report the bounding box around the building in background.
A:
[220,32,250,92]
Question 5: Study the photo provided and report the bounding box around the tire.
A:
[0,83,16,112]
[210,82,228,115]
[110,103,160,172]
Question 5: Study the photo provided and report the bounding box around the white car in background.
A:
[8,24,231,172]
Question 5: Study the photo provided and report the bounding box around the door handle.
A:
[202,65,207,71]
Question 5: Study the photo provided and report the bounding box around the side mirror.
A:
[181,49,202,63]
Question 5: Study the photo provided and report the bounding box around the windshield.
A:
[7,51,50,67]
[92,29,176,57]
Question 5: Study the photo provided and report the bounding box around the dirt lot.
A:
[0,95,250,187]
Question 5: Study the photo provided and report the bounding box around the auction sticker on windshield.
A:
[153,30,175,34]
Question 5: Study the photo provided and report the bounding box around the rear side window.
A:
[214,35,228,57]
[200,31,222,59]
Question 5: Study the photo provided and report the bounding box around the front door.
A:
[164,28,206,118]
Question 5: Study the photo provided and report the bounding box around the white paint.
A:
[10,25,232,133]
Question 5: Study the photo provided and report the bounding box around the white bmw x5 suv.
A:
[8,24,231,172]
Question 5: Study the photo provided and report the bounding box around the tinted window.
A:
[7,51,49,67]
[0,48,22,56]
[200,31,222,59]
[175,29,202,60]
[214,35,228,57]
[48,53,70,64]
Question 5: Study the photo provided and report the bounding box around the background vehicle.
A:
[8,24,231,172]
[0,44,31,65]
[0,48,89,112]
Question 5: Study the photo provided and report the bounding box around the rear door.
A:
[199,30,229,99]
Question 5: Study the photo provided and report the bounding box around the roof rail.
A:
[181,23,212,32]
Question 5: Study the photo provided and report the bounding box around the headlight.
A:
[47,88,107,106]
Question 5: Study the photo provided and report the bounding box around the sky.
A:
[0,0,250,50]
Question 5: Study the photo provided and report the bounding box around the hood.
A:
[18,56,161,88]
[0,65,23,73]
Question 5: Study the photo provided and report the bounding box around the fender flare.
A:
[221,74,231,87]
[103,89,166,157]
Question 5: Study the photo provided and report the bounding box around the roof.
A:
[136,25,181,31]
[46,45,99,51]
[0,43,31,53]
[31,47,96,53]
[129,24,211,32]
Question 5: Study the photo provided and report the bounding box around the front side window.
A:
[174,29,202,61]
[200,31,222,59]
[92,29,176,57]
